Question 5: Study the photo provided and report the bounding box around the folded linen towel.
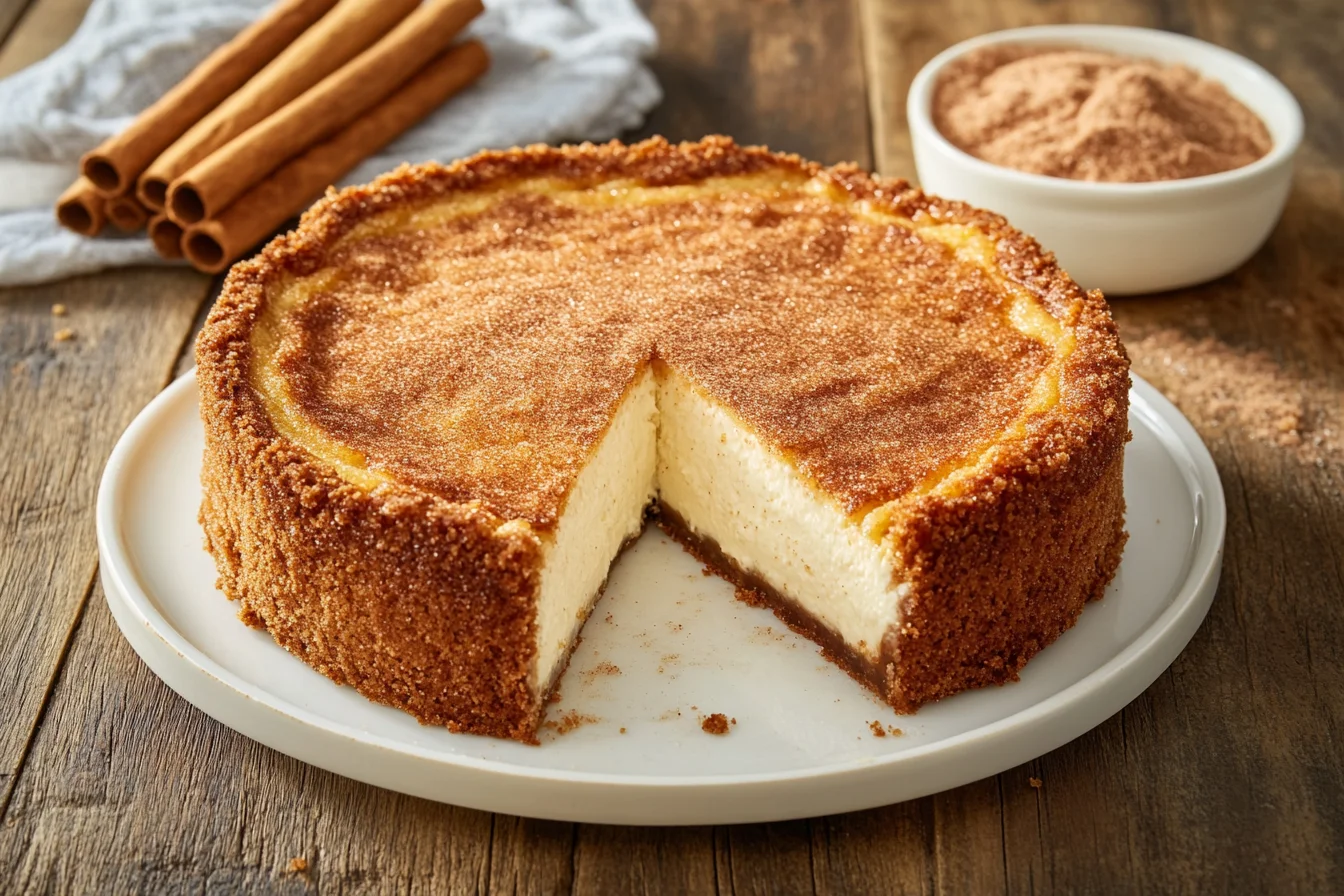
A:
[0,0,660,286]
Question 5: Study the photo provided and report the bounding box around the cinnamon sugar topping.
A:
[258,140,1066,528]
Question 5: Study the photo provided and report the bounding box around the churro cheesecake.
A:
[196,136,1130,743]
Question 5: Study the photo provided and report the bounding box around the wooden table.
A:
[2,0,1340,892]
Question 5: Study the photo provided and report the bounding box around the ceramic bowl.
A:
[906,25,1303,295]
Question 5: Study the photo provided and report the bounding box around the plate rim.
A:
[96,370,1225,815]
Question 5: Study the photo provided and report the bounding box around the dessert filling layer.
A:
[530,364,905,691]
[654,366,904,664]
[532,369,657,690]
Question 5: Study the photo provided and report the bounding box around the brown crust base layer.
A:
[656,504,893,699]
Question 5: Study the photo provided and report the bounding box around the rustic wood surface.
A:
[0,0,1340,892]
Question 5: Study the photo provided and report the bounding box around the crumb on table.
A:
[1029,777,1043,789]
[287,857,308,874]
[869,720,886,737]
[51,304,67,316]
[53,328,74,343]
[542,710,599,735]
[581,661,621,682]
[701,713,730,735]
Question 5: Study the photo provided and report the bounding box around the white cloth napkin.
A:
[0,0,660,286]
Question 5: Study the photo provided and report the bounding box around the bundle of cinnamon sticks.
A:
[57,0,489,274]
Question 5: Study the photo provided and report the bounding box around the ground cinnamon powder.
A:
[933,46,1272,182]
[1128,327,1340,466]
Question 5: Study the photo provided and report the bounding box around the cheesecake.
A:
[196,136,1130,743]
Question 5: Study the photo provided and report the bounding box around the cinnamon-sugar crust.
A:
[196,136,1130,742]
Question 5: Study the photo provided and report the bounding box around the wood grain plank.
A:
[636,0,872,168]
[0,0,878,893]
[0,582,498,894]
[572,825,717,894]
[0,0,90,78]
[0,0,38,49]
[721,821,816,896]
[859,0,1344,892]
[172,276,224,379]
[810,801,936,896]
[487,815,573,894]
[0,267,211,804]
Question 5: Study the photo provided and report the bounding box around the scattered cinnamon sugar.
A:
[701,713,731,735]
[1029,777,1044,789]
[933,45,1272,182]
[581,661,621,682]
[619,727,627,734]
[1129,328,1341,465]
[889,726,903,737]
[547,690,562,704]
[869,720,886,737]
[542,710,599,735]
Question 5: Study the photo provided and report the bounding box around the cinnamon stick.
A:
[138,0,421,211]
[149,215,186,259]
[106,193,149,231]
[80,0,337,198]
[56,178,107,236]
[182,41,489,274]
[169,0,484,225]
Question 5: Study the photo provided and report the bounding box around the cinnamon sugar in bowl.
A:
[907,26,1302,295]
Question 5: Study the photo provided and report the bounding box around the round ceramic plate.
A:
[97,370,1223,825]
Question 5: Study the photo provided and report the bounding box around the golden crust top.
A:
[198,136,1129,531]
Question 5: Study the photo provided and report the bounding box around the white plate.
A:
[97,370,1223,825]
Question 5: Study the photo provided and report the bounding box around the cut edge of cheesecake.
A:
[196,136,1131,743]
[527,361,913,704]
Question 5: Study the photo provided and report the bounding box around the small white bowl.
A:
[906,25,1303,295]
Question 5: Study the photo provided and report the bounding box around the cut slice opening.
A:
[530,362,904,697]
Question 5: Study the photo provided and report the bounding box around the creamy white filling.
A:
[655,368,904,662]
[532,371,657,690]
[529,365,906,692]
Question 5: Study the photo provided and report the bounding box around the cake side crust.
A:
[198,257,549,744]
[886,282,1131,710]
